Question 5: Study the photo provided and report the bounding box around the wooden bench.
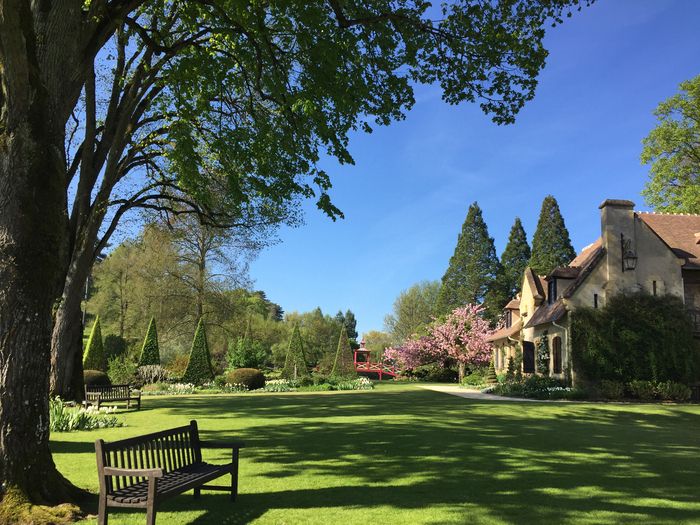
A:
[85,384,141,410]
[94,420,244,525]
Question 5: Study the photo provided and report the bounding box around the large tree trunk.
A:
[50,260,92,401]
[50,283,86,401]
[0,69,82,518]
[0,1,87,517]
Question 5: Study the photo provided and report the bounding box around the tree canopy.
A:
[384,280,440,343]
[485,218,531,319]
[436,203,499,314]
[641,74,700,214]
[529,195,576,276]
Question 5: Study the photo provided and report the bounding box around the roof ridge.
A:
[638,210,700,217]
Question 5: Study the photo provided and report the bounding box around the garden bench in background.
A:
[95,420,245,525]
[85,384,141,410]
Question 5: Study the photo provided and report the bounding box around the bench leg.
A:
[231,449,239,502]
[146,504,157,525]
[97,495,108,525]
[193,487,201,499]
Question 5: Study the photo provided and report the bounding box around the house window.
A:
[594,293,598,309]
[653,280,657,296]
[505,309,512,328]
[548,279,557,304]
[553,337,562,374]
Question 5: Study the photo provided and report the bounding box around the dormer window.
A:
[505,309,512,328]
[548,279,557,304]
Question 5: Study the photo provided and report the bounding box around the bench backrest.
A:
[95,420,202,493]
[86,384,134,400]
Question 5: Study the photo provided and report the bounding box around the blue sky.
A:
[248,0,700,337]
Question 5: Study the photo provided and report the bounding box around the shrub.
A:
[83,316,107,371]
[330,325,356,378]
[225,368,265,390]
[182,319,215,385]
[505,357,516,382]
[84,369,111,387]
[521,375,562,399]
[281,324,310,380]
[656,381,692,402]
[462,367,487,387]
[137,364,169,385]
[628,380,657,401]
[412,364,458,382]
[599,380,625,400]
[104,334,128,359]
[141,382,197,395]
[50,398,122,432]
[227,337,269,369]
[312,373,329,385]
[572,293,700,384]
[485,360,498,385]
[165,354,189,379]
[107,355,137,385]
[138,317,161,366]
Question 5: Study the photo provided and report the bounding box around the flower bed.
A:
[50,397,123,432]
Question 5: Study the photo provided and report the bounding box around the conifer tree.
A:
[331,325,357,378]
[436,202,499,315]
[182,319,214,385]
[281,324,310,380]
[138,317,161,366]
[529,195,576,275]
[485,217,531,319]
[83,316,107,371]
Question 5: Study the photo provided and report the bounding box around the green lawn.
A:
[52,383,700,524]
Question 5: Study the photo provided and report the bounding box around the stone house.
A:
[488,199,700,380]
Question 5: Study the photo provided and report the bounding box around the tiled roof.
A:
[548,267,580,279]
[505,299,520,310]
[487,320,522,342]
[523,299,567,329]
[569,238,602,268]
[524,267,545,301]
[525,239,605,328]
[638,212,700,269]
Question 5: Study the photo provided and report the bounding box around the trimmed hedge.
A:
[330,325,356,378]
[281,324,310,380]
[84,369,111,387]
[182,319,214,385]
[83,316,107,371]
[138,317,161,366]
[225,368,265,390]
[572,293,700,384]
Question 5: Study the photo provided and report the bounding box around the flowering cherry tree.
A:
[384,304,495,381]
[427,304,494,381]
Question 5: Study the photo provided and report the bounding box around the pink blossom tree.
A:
[384,304,494,382]
[427,304,494,382]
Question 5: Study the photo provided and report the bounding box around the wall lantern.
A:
[620,233,638,272]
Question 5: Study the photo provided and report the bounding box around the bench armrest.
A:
[201,440,245,449]
[103,466,164,478]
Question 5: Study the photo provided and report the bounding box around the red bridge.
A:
[354,340,397,380]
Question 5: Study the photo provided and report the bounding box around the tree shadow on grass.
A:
[75,389,700,524]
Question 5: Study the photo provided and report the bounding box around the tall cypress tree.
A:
[485,218,531,319]
[436,202,499,315]
[529,195,576,275]
[138,317,161,366]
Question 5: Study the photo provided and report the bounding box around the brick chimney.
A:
[599,199,637,293]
